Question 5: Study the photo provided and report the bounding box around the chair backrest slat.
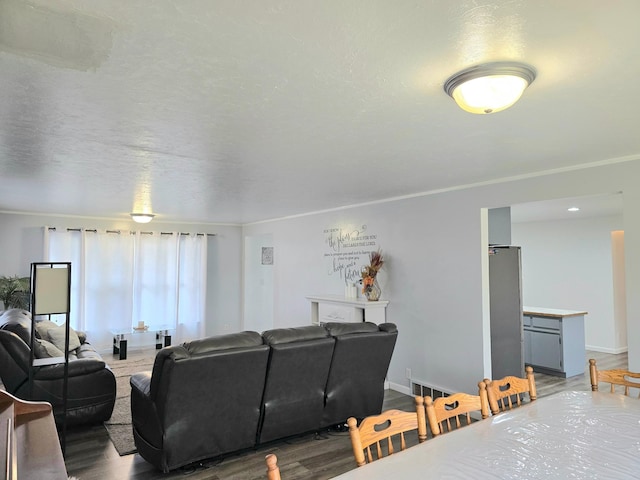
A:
[425,386,489,436]
[484,366,537,415]
[589,359,640,397]
[348,396,427,467]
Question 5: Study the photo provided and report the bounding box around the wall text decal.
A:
[323,224,378,284]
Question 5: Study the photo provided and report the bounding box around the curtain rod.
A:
[47,227,216,236]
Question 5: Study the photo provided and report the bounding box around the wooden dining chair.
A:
[484,366,537,415]
[425,382,489,436]
[265,453,281,480]
[589,358,640,397]
[347,396,427,467]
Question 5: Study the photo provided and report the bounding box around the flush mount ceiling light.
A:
[130,212,155,223]
[567,207,580,212]
[444,61,536,114]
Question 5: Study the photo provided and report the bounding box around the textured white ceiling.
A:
[0,1,638,224]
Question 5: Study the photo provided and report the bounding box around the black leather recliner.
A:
[0,316,116,427]
[259,325,335,443]
[320,322,398,428]
[130,331,270,473]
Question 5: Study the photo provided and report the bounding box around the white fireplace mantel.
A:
[306,295,389,325]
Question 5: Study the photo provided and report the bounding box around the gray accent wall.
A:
[488,207,511,245]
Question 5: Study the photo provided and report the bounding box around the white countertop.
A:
[523,306,588,317]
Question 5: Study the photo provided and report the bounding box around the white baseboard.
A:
[388,381,411,396]
[586,345,628,354]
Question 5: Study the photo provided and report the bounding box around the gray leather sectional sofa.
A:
[130,321,398,472]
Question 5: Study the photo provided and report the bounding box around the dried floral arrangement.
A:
[361,249,384,296]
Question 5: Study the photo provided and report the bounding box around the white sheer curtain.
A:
[177,233,207,341]
[132,232,179,331]
[84,231,135,345]
[45,228,83,329]
[45,228,207,349]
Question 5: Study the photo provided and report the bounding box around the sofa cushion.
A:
[34,320,58,339]
[76,343,102,360]
[183,331,264,355]
[47,323,81,352]
[33,338,65,358]
[323,321,380,336]
[76,330,87,344]
[262,325,329,345]
[138,338,270,472]
[258,327,335,443]
[32,358,107,380]
[321,322,399,428]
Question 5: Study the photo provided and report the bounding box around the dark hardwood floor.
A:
[64,350,627,480]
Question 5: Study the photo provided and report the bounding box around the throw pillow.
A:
[34,320,59,340]
[47,323,81,352]
[33,338,65,358]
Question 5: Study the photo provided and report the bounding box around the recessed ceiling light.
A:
[567,207,580,212]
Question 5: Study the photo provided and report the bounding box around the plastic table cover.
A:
[335,390,640,479]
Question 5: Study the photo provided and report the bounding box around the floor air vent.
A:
[411,381,450,399]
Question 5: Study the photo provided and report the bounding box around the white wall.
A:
[243,158,640,395]
[243,233,274,333]
[611,231,627,350]
[0,213,243,340]
[512,215,624,353]
[205,224,244,337]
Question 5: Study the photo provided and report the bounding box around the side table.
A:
[156,329,172,349]
[111,327,175,360]
[112,332,128,360]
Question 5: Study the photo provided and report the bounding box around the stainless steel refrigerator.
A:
[489,245,524,379]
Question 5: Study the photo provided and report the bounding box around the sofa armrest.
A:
[130,371,163,450]
[131,372,152,397]
[32,358,106,380]
[76,331,88,344]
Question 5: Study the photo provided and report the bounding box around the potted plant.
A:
[0,275,30,310]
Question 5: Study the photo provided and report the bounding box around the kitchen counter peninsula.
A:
[523,307,588,318]
[523,307,587,378]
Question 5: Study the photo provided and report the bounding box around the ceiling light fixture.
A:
[444,61,536,114]
[130,212,155,223]
[567,207,580,212]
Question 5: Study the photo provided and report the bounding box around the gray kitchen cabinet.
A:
[523,307,587,378]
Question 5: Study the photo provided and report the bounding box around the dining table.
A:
[333,390,640,479]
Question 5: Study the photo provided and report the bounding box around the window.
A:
[45,228,207,349]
